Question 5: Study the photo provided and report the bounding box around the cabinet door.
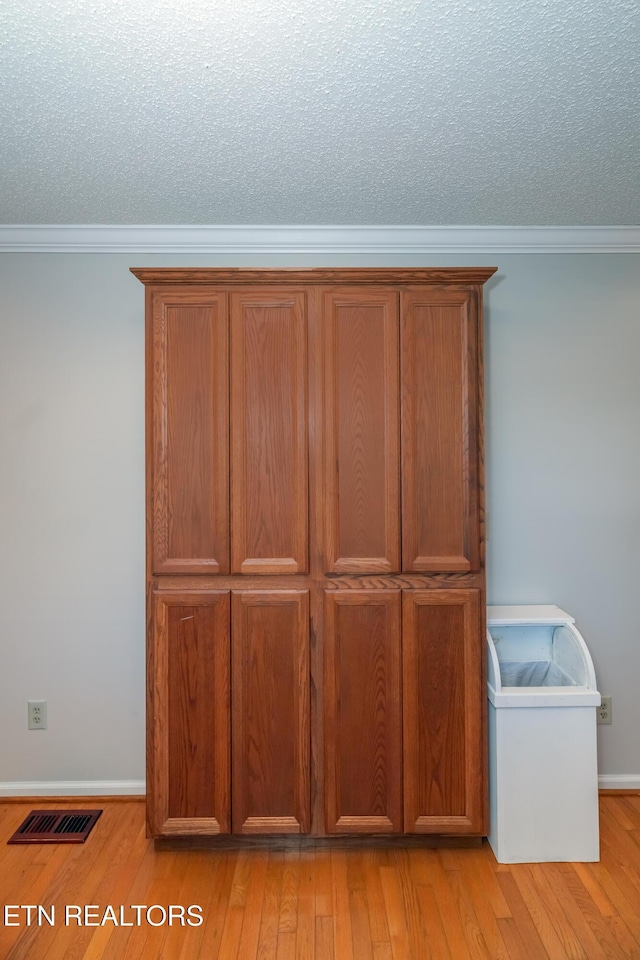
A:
[148,287,229,575]
[324,590,402,833]
[403,589,484,834]
[401,289,480,572]
[232,591,310,833]
[149,590,230,837]
[322,289,400,574]
[230,290,308,575]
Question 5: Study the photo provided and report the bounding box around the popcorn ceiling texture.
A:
[1,0,638,224]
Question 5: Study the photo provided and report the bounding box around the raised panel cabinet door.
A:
[322,289,400,574]
[149,590,230,837]
[230,290,309,575]
[402,589,484,834]
[401,288,481,572]
[324,590,402,833]
[231,591,310,834]
[148,287,229,575]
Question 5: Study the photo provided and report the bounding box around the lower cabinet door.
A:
[150,590,231,837]
[324,590,403,833]
[149,587,483,838]
[231,590,310,834]
[402,589,484,834]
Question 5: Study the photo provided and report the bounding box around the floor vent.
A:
[7,809,102,844]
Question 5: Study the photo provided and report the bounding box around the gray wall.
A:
[1,251,638,790]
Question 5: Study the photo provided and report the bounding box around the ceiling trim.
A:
[0,225,639,254]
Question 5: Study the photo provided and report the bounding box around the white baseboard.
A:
[598,775,640,791]
[0,776,636,797]
[0,780,145,797]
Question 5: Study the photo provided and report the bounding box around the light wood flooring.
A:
[1,796,640,959]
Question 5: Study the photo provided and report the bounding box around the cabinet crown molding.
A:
[131,266,497,285]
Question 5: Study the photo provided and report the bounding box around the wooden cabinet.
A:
[133,267,496,840]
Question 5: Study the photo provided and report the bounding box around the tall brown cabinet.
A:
[132,267,496,840]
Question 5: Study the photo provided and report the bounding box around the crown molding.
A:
[0,224,638,254]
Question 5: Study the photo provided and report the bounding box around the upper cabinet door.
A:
[401,288,481,573]
[149,288,229,575]
[323,289,400,574]
[230,290,309,575]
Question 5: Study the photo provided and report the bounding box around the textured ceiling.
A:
[1,0,638,225]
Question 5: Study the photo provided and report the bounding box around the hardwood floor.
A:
[1,796,640,959]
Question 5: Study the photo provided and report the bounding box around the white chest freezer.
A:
[487,604,601,863]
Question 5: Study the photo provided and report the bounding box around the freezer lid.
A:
[487,604,575,625]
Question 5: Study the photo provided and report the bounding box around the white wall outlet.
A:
[597,695,612,725]
[28,700,47,730]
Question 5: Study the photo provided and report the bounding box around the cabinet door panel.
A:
[324,590,402,833]
[230,291,308,574]
[150,591,230,836]
[149,288,229,575]
[401,289,480,572]
[232,591,310,833]
[323,290,400,574]
[403,589,483,834]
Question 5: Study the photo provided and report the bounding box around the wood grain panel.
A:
[402,589,483,834]
[232,591,310,834]
[151,590,230,836]
[401,289,480,572]
[324,591,402,833]
[230,290,308,574]
[323,290,400,574]
[149,288,229,575]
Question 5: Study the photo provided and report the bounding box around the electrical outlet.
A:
[597,695,612,725]
[28,700,47,730]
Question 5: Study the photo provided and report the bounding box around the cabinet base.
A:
[152,834,485,850]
